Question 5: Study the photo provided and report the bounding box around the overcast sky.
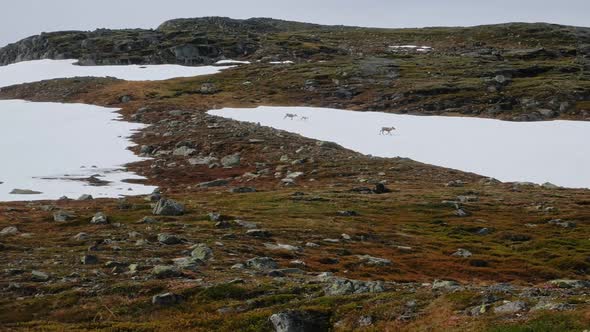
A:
[1,0,589,47]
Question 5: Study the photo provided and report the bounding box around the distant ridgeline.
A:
[0,17,589,121]
[0,17,342,66]
[0,17,588,68]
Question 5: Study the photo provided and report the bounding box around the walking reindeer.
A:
[379,126,396,135]
[284,113,298,120]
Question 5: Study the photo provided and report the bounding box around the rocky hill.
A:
[1,18,590,121]
[1,18,590,331]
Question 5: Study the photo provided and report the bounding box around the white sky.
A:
[1,0,589,47]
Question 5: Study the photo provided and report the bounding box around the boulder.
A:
[221,153,241,167]
[0,226,19,236]
[81,255,99,265]
[191,244,213,261]
[245,257,278,270]
[31,270,50,282]
[324,277,385,296]
[246,229,272,238]
[77,194,94,201]
[452,248,473,258]
[269,310,330,332]
[152,293,182,305]
[158,233,183,245]
[153,198,185,216]
[53,211,75,222]
[357,255,392,266]
[90,212,108,224]
[494,301,527,314]
[151,265,182,278]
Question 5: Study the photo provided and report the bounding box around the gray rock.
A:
[245,257,278,270]
[151,265,182,278]
[73,232,88,241]
[173,257,203,271]
[137,216,159,224]
[188,156,218,166]
[81,255,99,265]
[357,255,392,266]
[234,220,257,229]
[53,211,75,222]
[152,292,182,305]
[264,243,302,252]
[153,198,185,216]
[198,179,229,188]
[432,280,461,290]
[547,219,576,228]
[31,270,50,282]
[0,226,19,236]
[269,310,330,332]
[77,194,94,201]
[221,153,241,167]
[549,279,590,289]
[452,248,473,258]
[191,244,213,261]
[324,277,385,296]
[173,146,197,157]
[246,229,272,238]
[90,212,108,224]
[158,233,182,245]
[494,301,527,314]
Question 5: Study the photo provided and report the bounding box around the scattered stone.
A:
[151,265,182,278]
[0,226,19,236]
[494,301,527,314]
[191,244,213,261]
[77,194,93,201]
[173,146,197,157]
[153,198,185,216]
[246,229,272,238]
[245,257,278,270]
[221,153,241,167]
[198,179,229,188]
[432,280,461,290]
[158,233,183,245]
[264,243,302,251]
[31,270,50,282]
[234,220,257,229]
[269,310,330,332]
[173,257,203,271]
[549,279,590,289]
[137,216,159,224]
[337,210,358,216]
[324,277,385,296]
[73,232,88,241]
[357,255,392,266]
[152,292,182,306]
[452,248,473,258]
[547,219,576,228]
[81,255,99,265]
[90,212,108,224]
[446,180,465,187]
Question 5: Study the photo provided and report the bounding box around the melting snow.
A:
[0,59,231,88]
[210,106,590,189]
[0,100,156,201]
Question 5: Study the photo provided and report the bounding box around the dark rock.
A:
[270,310,330,332]
[153,198,185,216]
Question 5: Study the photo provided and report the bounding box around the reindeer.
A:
[299,116,310,122]
[284,113,298,120]
[379,126,396,135]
